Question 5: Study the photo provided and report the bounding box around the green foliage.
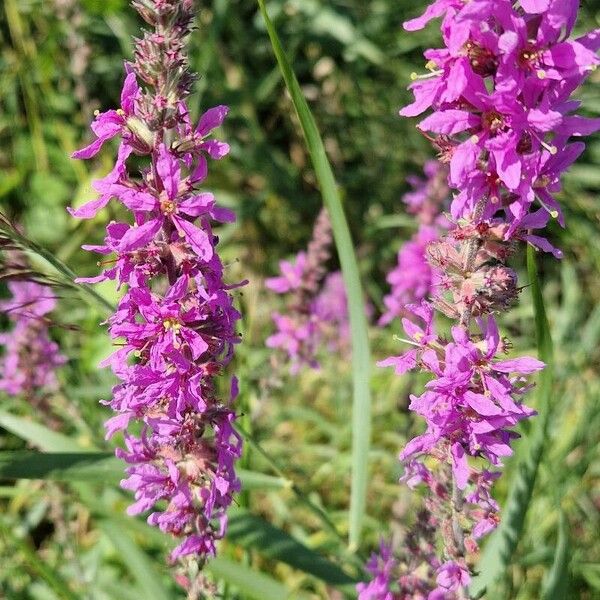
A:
[257,0,372,551]
[0,0,599,598]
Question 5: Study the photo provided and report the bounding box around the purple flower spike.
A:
[0,281,66,398]
[361,0,597,595]
[69,0,243,569]
[266,208,361,372]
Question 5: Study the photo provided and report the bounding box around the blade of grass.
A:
[0,410,95,452]
[99,519,171,600]
[256,0,372,551]
[541,510,570,599]
[471,246,554,596]
[0,448,290,490]
[0,212,115,314]
[227,508,358,587]
[0,451,120,482]
[207,556,309,600]
[237,423,367,573]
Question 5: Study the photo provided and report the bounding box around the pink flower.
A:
[69,1,243,564]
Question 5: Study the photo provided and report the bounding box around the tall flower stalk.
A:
[70,0,242,564]
[266,208,352,372]
[379,160,450,326]
[0,278,66,400]
[361,1,599,597]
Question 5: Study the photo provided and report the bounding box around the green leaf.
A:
[206,556,308,600]
[0,213,115,315]
[227,508,358,587]
[541,511,570,600]
[0,448,292,490]
[238,468,291,490]
[0,451,121,482]
[0,411,96,452]
[257,0,372,550]
[471,247,554,596]
[99,520,171,600]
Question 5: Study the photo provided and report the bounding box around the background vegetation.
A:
[0,0,599,598]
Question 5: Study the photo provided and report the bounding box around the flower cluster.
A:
[70,0,242,564]
[403,0,599,236]
[379,160,449,326]
[0,280,66,398]
[266,208,350,372]
[361,1,599,596]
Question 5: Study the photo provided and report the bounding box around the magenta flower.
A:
[0,281,66,397]
[69,0,243,566]
[379,161,449,326]
[265,252,307,294]
[266,209,358,372]
[379,226,441,326]
[362,4,597,594]
[72,70,140,161]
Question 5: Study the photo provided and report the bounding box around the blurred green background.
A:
[1,0,600,598]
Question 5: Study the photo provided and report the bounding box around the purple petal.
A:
[72,137,106,160]
[196,105,229,136]
[178,193,215,217]
[464,391,503,416]
[120,72,139,114]
[400,79,439,117]
[118,218,163,252]
[67,195,111,219]
[451,442,469,489]
[377,350,418,375]
[156,145,181,199]
[173,216,214,261]
[418,110,479,135]
[211,205,236,223]
[493,357,545,374]
[520,0,550,13]
[403,0,452,31]
[201,140,230,159]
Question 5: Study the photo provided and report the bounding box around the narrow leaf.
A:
[238,468,291,490]
[206,556,307,600]
[541,511,570,599]
[99,519,171,600]
[0,212,115,314]
[0,451,121,482]
[257,0,372,550]
[0,449,291,491]
[471,247,554,595]
[0,411,95,452]
[227,508,358,586]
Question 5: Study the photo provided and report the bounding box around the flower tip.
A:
[410,72,419,81]
[550,210,559,219]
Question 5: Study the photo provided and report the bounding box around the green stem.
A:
[256,0,372,552]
